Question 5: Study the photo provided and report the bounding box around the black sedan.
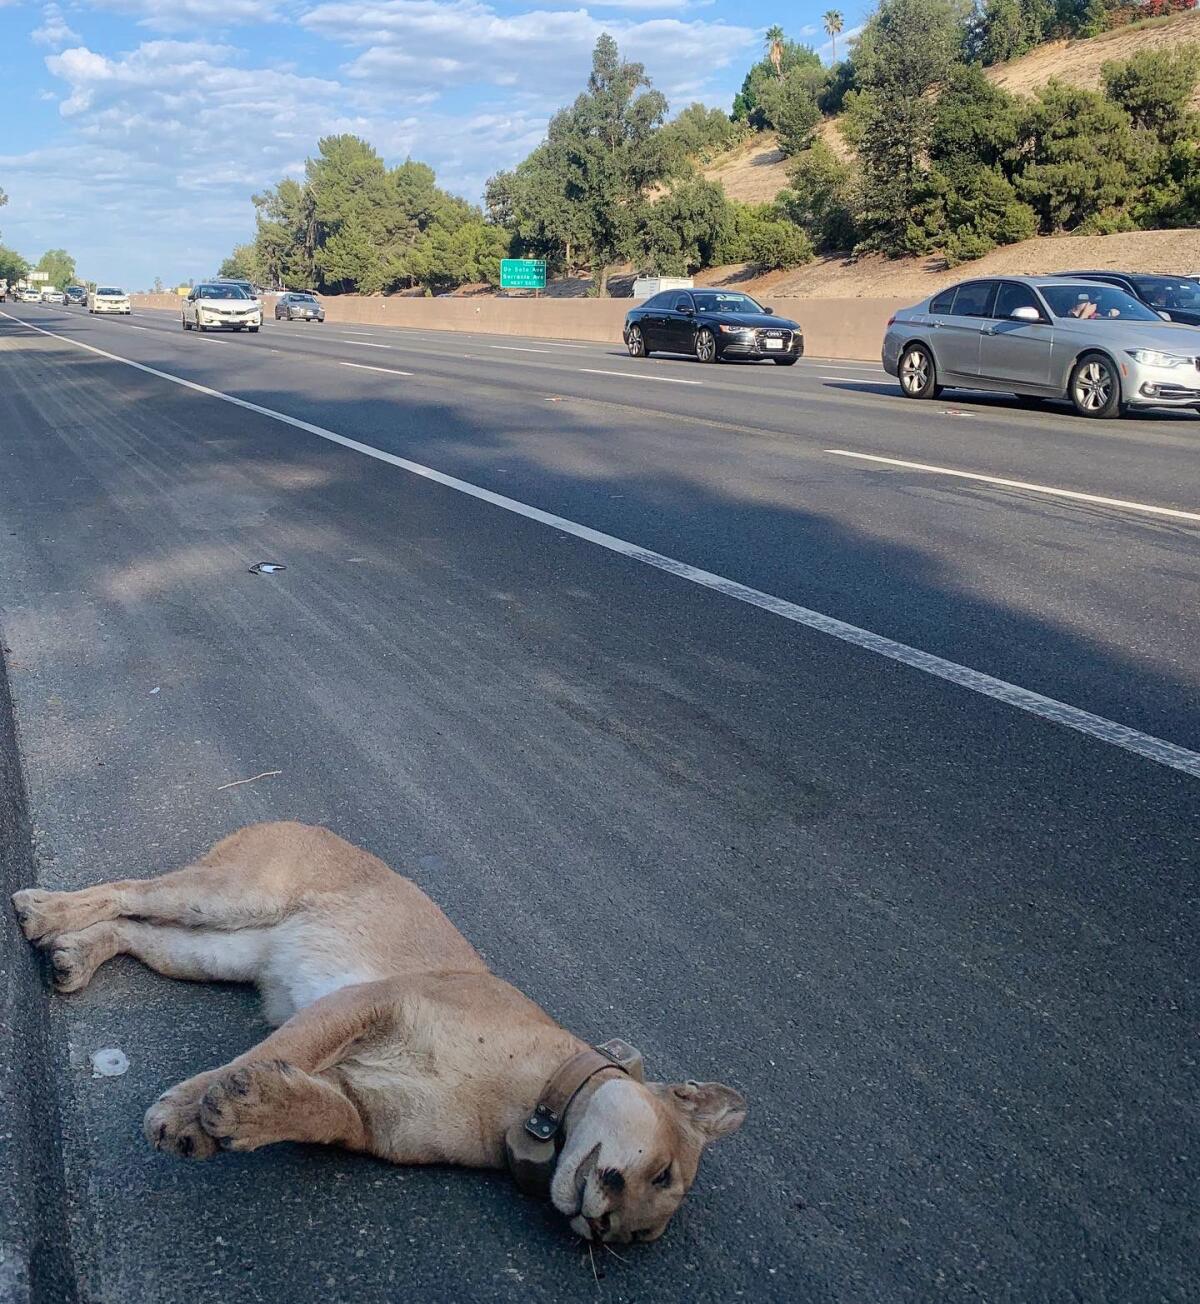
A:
[274,291,325,322]
[1059,270,1200,327]
[64,286,88,306]
[624,290,803,365]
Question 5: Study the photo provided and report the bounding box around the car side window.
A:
[643,293,668,309]
[929,289,955,314]
[993,282,1043,321]
[673,295,693,312]
[950,281,997,318]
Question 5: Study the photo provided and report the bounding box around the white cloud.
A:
[301,1,755,102]
[32,3,81,48]
[81,0,283,31]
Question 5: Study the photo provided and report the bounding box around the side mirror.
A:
[1158,310,1172,321]
[679,306,694,316]
[763,306,774,315]
[1009,305,1041,323]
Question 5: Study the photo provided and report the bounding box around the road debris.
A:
[248,562,286,575]
[90,1049,128,1078]
[216,769,282,791]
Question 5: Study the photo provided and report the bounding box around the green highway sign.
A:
[500,258,546,290]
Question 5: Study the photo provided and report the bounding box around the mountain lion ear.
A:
[668,1081,747,1143]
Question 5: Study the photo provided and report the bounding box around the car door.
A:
[980,281,1054,387]
[184,290,198,324]
[936,280,997,378]
[634,294,666,348]
[659,294,696,354]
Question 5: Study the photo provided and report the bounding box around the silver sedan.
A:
[882,275,1200,418]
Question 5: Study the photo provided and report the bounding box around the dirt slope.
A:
[695,228,1200,300]
[707,12,1200,209]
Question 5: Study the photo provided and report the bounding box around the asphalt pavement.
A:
[0,300,1197,1304]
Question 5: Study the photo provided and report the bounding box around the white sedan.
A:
[89,286,131,314]
[181,282,262,332]
[41,287,66,304]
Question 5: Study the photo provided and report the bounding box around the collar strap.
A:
[523,1038,640,1143]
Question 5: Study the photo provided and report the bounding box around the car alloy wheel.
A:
[695,328,717,364]
[899,344,939,399]
[627,325,646,358]
[1069,354,1120,419]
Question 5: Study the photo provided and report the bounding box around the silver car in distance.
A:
[882,276,1200,419]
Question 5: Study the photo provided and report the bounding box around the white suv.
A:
[182,282,262,332]
[90,286,131,314]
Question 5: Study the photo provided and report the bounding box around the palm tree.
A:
[823,10,844,65]
[765,25,785,79]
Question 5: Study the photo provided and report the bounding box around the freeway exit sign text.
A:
[500,259,546,290]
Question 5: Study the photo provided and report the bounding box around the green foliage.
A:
[0,243,28,286]
[758,65,825,156]
[487,35,671,294]
[1014,80,1141,231]
[402,220,512,292]
[747,216,815,269]
[854,0,967,254]
[659,103,741,165]
[929,63,1024,182]
[1101,45,1200,135]
[713,202,814,269]
[35,248,76,290]
[912,166,1037,262]
[219,244,258,281]
[778,140,861,250]
[965,0,1054,65]
[634,179,732,275]
[732,40,824,129]
[819,60,858,115]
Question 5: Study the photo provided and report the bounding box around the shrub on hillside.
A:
[660,103,742,166]
[634,179,733,274]
[1102,45,1200,135]
[757,66,825,156]
[1014,80,1142,231]
[778,140,861,250]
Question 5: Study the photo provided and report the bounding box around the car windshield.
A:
[97,287,125,296]
[293,294,316,302]
[1132,277,1200,312]
[1038,283,1159,322]
[198,285,248,299]
[692,292,764,315]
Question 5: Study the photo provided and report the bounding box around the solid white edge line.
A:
[345,340,393,349]
[4,308,1198,781]
[578,367,702,386]
[820,376,893,385]
[490,345,555,353]
[340,361,415,377]
[826,449,1200,524]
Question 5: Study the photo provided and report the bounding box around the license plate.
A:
[764,338,783,350]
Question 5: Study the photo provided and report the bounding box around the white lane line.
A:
[5,309,1199,782]
[826,450,1200,523]
[578,367,702,386]
[820,376,893,385]
[802,359,887,372]
[491,345,555,354]
[340,361,415,377]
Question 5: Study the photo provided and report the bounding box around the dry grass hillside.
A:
[695,228,1200,300]
[706,11,1200,210]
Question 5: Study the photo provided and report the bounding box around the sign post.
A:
[500,259,547,293]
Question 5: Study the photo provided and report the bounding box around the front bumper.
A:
[199,312,262,328]
[93,302,130,313]
[719,327,804,359]
[1123,355,1200,409]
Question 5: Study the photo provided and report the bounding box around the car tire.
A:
[898,343,940,399]
[1069,353,1122,419]
[773,357,798,366]
[182,316,190,330]
[695,328,718,364]
[626,325,649,358]
[196,319,205,333]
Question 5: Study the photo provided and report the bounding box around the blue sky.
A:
[0,1,865,288]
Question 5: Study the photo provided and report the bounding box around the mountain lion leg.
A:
[200,1061,366,1153]
[48,920,270,993]
[13,822,342,946]
[147,978,390,1160]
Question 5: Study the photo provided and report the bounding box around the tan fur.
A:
[12,822,745,1243]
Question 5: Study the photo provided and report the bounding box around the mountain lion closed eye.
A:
[13,822,746,1244]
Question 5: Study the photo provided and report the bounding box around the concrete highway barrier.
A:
[129,293,909,362]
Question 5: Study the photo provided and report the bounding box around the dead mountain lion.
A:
[12,821,746,1244]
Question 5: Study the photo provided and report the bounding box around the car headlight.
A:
[1127,348,1190,369]
[717,324,752,334]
